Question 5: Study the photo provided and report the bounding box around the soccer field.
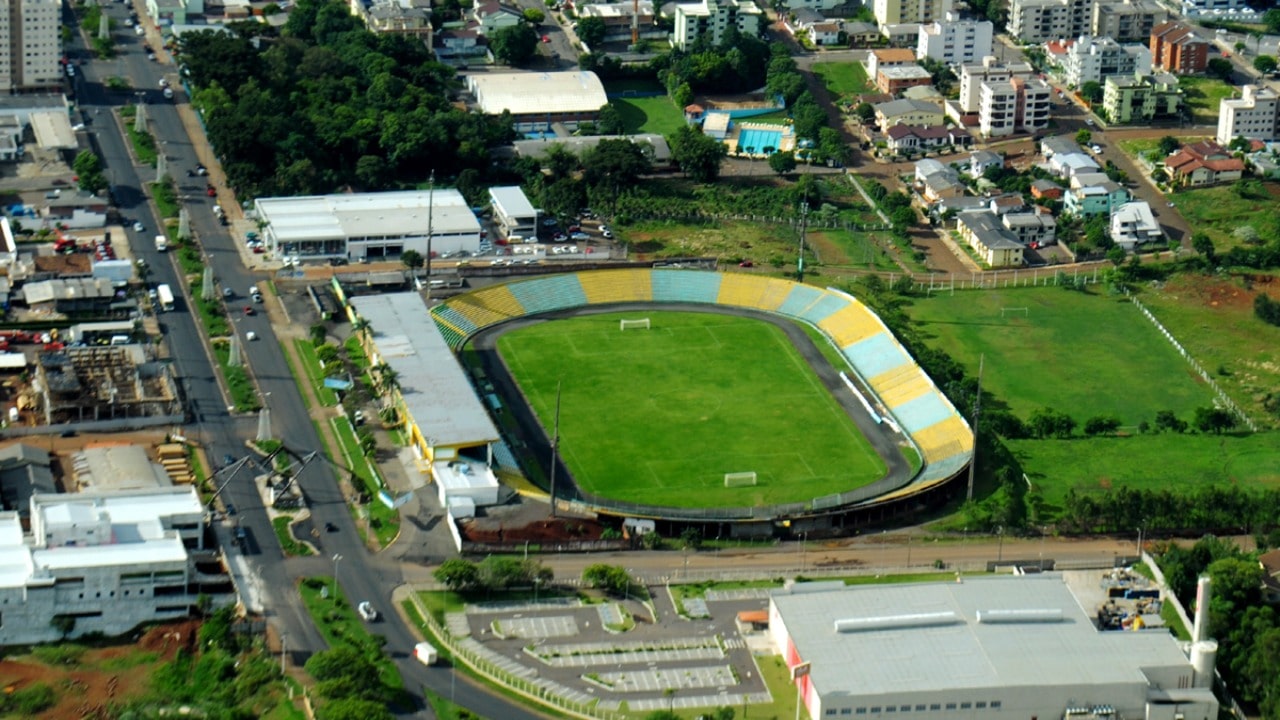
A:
[496,312,888,509]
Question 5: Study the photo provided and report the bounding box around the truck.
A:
[156,284,174,312]
[413,642,438,666]
[155,234,168,252]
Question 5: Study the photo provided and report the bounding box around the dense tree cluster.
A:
[1257,293,1280,327]
[658,29,772,99]
[180,0,515,198]
[433,556,552,592]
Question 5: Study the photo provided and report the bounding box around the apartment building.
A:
[0,0,62,92]
[916,12,993,65]
[671,0,763,49]
[958,56,1037,113]
[873,0,952,27]
[1092,0,1168,42]
[979,76,1051,137]
[1180,0,1260,21]
[1102,71,1182,123]
[1216,84,1280,145]
[1008,0,1093,43]
[1149,21,1209,74]
[1064,35,1152,88]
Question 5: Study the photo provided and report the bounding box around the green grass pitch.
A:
[906,286,1216,425]
[496,312,888,509]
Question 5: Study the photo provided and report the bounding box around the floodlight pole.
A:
[966,354,984,502]
[549,380,562,518]
[424,170,435,299]
[797,201,810,283]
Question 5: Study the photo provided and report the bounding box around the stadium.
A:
[353,268,974,539]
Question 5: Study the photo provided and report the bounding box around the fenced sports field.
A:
[495,312,887,508]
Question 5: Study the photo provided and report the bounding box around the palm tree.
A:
[351,317,371,340]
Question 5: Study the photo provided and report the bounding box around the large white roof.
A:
[350,293,500,448]
[773,576,1193,698]
[256,190,479,244]
[469,71,607,118]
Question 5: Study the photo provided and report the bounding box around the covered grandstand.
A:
[430,269,973,527]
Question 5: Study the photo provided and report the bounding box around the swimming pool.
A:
[737,127,783,154]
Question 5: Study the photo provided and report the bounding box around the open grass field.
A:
[1116,135,1210,163]
[906,286,1216,425]
[613,95,686,136]
[1139,273,1280,427]
[1168,181,1280,248]
[1176,76,1239,125]
[497,312,887,508]
[627,218,804,264]
[812,61,872,101]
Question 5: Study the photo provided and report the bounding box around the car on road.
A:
[1085,118,1095,126]
[357,601,379,622]
[324,522,337,532]
[1167,201,1176,207]
[223,454,236,466]
[133,221,144,232]
[1090,144,1102,154]
[206,185,216,197]
[134,25,145,36]
[542,34,551,43]
[225,503,236,516]
[245,330,258,341]
[739,260,754,267]
[159,78,169,88]
[196,164,207,175]
[602,229,614,239]
[243,306,255,316]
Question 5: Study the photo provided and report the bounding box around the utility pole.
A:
[797,200,810,283]
[549,380,562,518]
[966,354,984,502]
[424,170,435,300]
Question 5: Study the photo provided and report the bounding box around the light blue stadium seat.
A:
[432,305,478,334]
[843,333,912,379]
[509,275,588,315]
[651,270,723,304]
[799,293,851,325]
[892,392,955,434]
[778,285,825,318]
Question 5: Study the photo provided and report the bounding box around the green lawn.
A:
[613,95,686,136]
[497,312,887,508]
[1177,76,1240,124]
[604,79,666,95]
[626,219,803,264]
[300,577,403,691]
[812,61,872,101]
[906,286,1216,425]
[809,228,899,271]
[1008,433,1280,509]
[292,339,340,406]
[272,515,313,557]
[212,340,262,413]
[329,415,400,547]
[1168,181,1280,248]
[1117,136,1207,164]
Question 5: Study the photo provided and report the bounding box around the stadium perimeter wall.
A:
[430,269,974,528]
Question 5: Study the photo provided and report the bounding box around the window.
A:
[930,705,941,711]
[991,701,1002,709]
[945,704,957,710]
[871,708,881,714]
[960,702,972,709]
[915,706,926,712]
[856,710,867,716]
[886,708,896,714]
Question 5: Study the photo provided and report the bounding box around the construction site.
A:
[16,344,184,429]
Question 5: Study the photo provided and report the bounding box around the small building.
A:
[0,444,55,524]
[882,22,922,47]
[1002,209,1057,245]
[471,0,524,34]
[844,21,882,46]
[489,186,539,240]
[364,0,433,39]
[1109,201,1162,249]
[874,98,946,129]
[1039,134,1082,159]
[43,192,109,230]
[21,277,121,315]
[1103,72,1183,125]
[1049,151,1101,178]
[1164,140,1245,187]
[877,65,934,94]
[1065,175,1131,216]
[467,71,608,133]
[807,21,844,45]
[885,124,973,154]
[1149,21,1209,74]
[433,29,487,64]
[866,47,917,78]
[914,159,965,202]
[957,212,1025,267]
[1217,85,1280,146]
[967,149,1004,178]
[1030,178,1064,200]
[577,0,659,43]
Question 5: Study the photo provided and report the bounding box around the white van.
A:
[413,642,438,666]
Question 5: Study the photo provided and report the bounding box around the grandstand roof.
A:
[350,293,500,449]
[772,576,1195,698]
[255,190,479,244]
[468,71,608,118]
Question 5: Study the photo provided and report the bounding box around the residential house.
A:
[978,76,1051,138]
[1040,134,1083,158]
[1103,72,1183,124]
[915,158,966,201]
[883,23,923,47]
[877,65,935,94]
[1092,0,1168,42]
[1049,151,1101,177]
[1002,209,1057,245]
[808,21,845,45]
[866,47,918,77]
[433,29,488,63]
[874,0,953,27]
[671,0,763,50]
[363,0,433,40]
[956,212,1025,266]
[902,85,945,104]
[1246,142,1280,178]
[1149,21,1209,74]
[1030,178,1065,199]
[874,98,946,128]
[1217,85,1280,146]
[578,0,660,43]
[1064,35,1152,88]
[967,149,1003,177]
[916,13,993,65]
[934,195,993,216]
[1044,37,1077,69]
[43,192,109,230]
[885,124,973,153]
[845,21,882,46]
[1109,201,1162,249]
[471,0,523,34]
[1065,174,1130,216]
[1164,140,1245,186]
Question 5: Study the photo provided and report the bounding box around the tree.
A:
[401,249,423,278]
[73,150,108,195]
[595,104,624,135]
[671,82,694,110]
[316,699,395,720]
[1208,57,1234,80]
[1080,81,1103,104]
[1075,129,1092,146]
[1255,55,1278,75]
[490,24,538,65]
[1256,293,1280,327]
[1157,135,1181,156]
[575,16,606,47]
[768,150,796,175]
[581,138,652,194]
[434,558,480,591]
[854,102,875,122]
[1105,245,1127,265]
[1153,410,1188,434]
[1267,7,1280,33]
[1193,406,1237,434]
[477,556,550,591]
[522,7,544,23]
[1191,232,1216,264]
[582,563,630,595]
[1083,415,1121,436]
[669,125,727,182]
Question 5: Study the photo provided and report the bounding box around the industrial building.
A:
[0,486,233,645]
[254,189,481,262]
[769,576,1218,720]
[0,0,62,92]
[467,71,608,132]
[488,186,538,241]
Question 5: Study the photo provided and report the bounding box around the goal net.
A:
[620,318,651,331]
[724,472,757,488]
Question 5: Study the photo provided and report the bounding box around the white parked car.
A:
[245,331,258,341]
[1091,144,1103,154]
[133,221,145,232]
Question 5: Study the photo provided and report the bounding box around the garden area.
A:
[1176,76,1239,125]
[118,105,158,166]
[612,95,686,136]
[811,61,873,104]
[213,339,263,413]
[300,578,406,720]
[1167,180,1280,248]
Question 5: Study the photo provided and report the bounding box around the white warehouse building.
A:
[467,71,608,133]
[255,190,482,262]
[769,576,1217,720]
[0,487,232,645]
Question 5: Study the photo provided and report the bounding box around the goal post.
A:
[620,318,651,331]
[724,471,757,488]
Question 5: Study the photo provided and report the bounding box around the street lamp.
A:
[280,632,288,675]
[331,553,342,603]
[997,526,1005,564]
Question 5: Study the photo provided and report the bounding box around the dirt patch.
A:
[460,497,605,544]
[0,620,200,719]
[1158,274,1279,312]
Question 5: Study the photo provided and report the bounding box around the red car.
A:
[205,185,216,197]
[243,306,255,316]
[542,35,551,43]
